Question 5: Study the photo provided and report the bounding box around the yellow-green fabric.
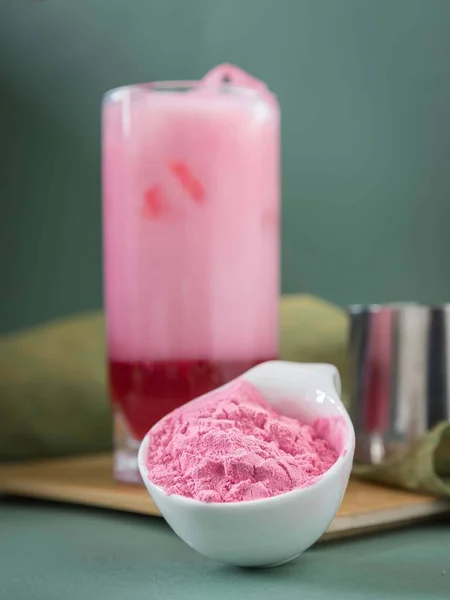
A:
[0,313,111,461]
[1,295,449,496]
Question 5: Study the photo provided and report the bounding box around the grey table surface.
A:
[1,497,449,600]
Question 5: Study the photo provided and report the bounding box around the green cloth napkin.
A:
[1,295,449,496]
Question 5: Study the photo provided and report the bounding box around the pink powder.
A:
[147,379,338,503]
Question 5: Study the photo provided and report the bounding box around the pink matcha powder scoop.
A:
[138,361,355,568]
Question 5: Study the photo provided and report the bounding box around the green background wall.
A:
[1,0,449,333]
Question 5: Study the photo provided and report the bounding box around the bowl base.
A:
[239,554,301,569]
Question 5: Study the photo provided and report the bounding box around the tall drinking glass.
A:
[102,65,280,482]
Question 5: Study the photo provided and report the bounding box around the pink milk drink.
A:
[102,65,280,482]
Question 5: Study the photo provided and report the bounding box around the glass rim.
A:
[348,302,450,314]
[103,80,269,102]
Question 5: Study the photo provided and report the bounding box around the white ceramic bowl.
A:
[138,361,355,568]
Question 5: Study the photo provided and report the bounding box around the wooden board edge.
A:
[326,499,450,537]
[0,482,160,516]
[320,514,448,542]
[3,479,449,544]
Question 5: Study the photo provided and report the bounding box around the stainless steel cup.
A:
[348,303,450,465]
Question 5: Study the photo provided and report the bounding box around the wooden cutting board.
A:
[0,454,448,540]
